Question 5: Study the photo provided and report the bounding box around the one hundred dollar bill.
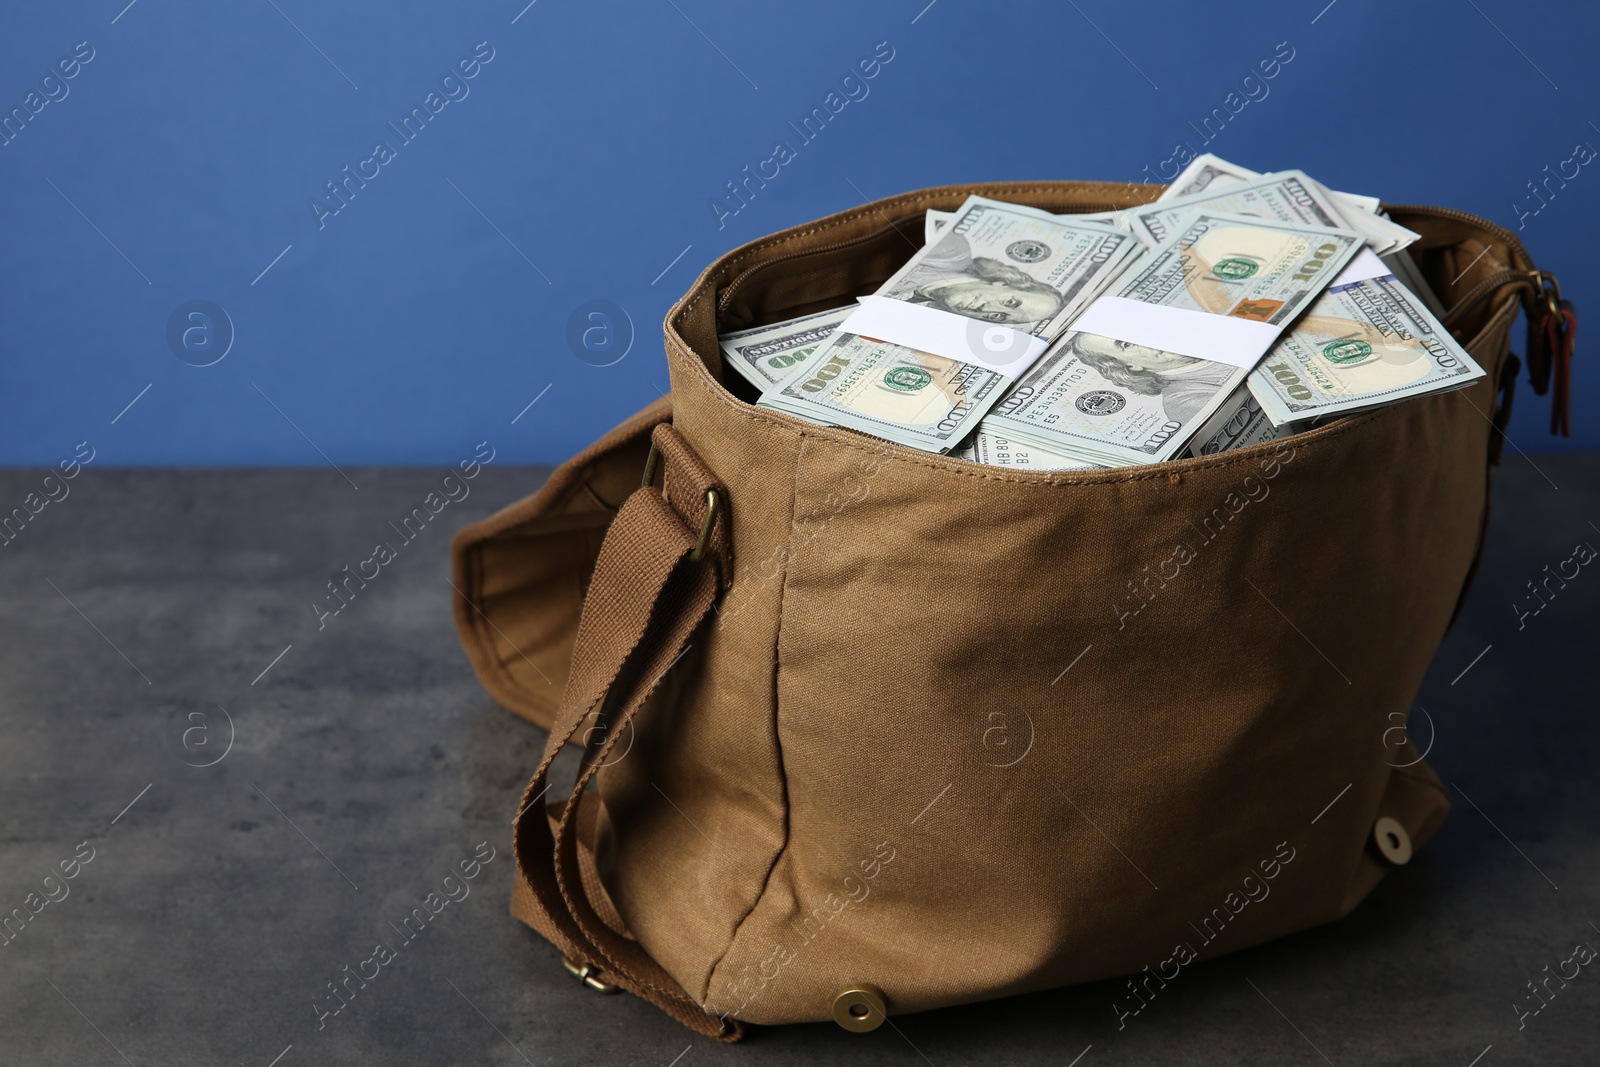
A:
[759,338,1013,447]
[1184,384,1288,455]
[1161,153,1377,212]
[1157,155,1417,255]
[1162,152,1381,224]
[951,429,1103,470]
[1135,160,1460,428]
[759,196,1140,452]
[925,206,1124,244]
[1281,175,1416,256]
[1246,271,1485,425]
[1381,246,1447,319]
[1164,155,1435,309]
[718,306,851,388]
[981,212,1364,466]
[1129,170,1352,248]
[1161,153,1259,200]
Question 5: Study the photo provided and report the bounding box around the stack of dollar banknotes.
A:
[718,154,1479,469]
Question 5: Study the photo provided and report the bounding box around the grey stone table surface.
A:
[0,458,1594,1067]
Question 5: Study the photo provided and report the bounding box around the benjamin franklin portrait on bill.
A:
[880,234,1066,333]
[1065,334,1237,426]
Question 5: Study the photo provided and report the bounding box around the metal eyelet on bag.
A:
[831,984,887,1032]
[561,955,622,994]
[1372,816,1413,866]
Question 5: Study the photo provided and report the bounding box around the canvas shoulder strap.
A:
[508,422,741,1042]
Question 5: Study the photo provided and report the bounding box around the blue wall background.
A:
[1,0,1595,467]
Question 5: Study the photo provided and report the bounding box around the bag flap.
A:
[450,396,671,728]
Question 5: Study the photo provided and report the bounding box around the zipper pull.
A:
[1525,270,1576,437]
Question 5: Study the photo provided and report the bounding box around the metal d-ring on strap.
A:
[1530,269,1563,319]
[641,441,719,563]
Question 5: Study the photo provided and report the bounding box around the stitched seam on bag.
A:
[668,350,1384,482]
[673,254,1521,482]
[700,436,803,1012]
[663,195,1507,1007]
[1460,293,1521,593]
[1446,294,1519,630]
[666,280,1519,487]
[1466,294,1521,375]
[670,191,1515,486]
[1449,295,1520,458]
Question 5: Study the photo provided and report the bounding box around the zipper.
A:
[1385,203,1539,330]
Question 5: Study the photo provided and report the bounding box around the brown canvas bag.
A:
[451,181,1569,1041]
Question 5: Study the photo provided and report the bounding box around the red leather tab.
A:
[1545,300,1576,437]
[1524,292,1576,438]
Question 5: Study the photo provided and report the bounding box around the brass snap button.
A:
[831,984,887,1032]
[1372,816,1412,865]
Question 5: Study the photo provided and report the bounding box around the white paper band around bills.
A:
[839,296,1050,378]
[1068,297,1284,370]
[1331,248,1393,287]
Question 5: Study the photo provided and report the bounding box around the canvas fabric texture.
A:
[452,181,1550,1039]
